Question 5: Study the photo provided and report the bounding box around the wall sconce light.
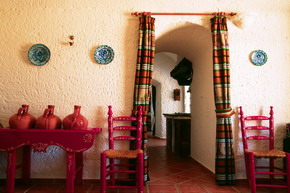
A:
[69,35,74,46]
[174,89,181,101]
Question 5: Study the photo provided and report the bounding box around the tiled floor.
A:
[0,135,288,193]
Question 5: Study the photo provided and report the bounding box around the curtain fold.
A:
[211,16,236,185]
[132,16,155,182]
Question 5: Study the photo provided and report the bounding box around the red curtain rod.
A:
[131,12,237,16]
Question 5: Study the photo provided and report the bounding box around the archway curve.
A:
[154,22,216,172]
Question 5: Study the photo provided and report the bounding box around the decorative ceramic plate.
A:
[28,44,51,66]
[94,45,114,64]
[251,50,267,66]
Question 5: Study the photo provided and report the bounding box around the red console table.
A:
[0,128,101,193]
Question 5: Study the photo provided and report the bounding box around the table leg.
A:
[6,150,16,193]
[75,152,83,185]
[66,152,76,193]
[22,146,31,183]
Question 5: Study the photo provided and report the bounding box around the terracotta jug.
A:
[36,105,62,129]
[9,104,36,129]
[63,105,88,130]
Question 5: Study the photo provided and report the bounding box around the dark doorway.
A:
[152,85,156,136]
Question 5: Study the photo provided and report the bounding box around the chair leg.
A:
[137,153,144,193]
[244,153,251,184]
[248,152,256,193]
[270,158,274,183]
[100,153,107,193]
[286,153,290,193]
[109,158,115,186]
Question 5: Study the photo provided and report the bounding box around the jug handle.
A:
[43,108,52,118]
[17,108,26,116]
[16,107,26,122]
[43,109,53,129]
[70,108,80,128]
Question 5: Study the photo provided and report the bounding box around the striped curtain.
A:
[132,15,155,182]
[211,16,236,185]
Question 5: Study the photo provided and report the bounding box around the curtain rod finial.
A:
[131,12,152,16]
[230,12,237,16]
[131,12,138,16]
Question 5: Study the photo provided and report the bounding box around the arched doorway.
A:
[152,53,186,139]
[151,22,216,172]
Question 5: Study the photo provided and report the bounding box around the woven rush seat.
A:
[245,149,286,158]
[103,149,143,159]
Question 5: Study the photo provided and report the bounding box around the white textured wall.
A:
[0,0,289,180]
[153,52,184,138]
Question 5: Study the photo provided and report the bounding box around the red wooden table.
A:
[0,128,101,193]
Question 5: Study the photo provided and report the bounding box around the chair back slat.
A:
[108,105,143,150]
[239,106,274,150]
[246,126,269,130]
[247,136,269,140]
[113,116,137,121]
[114,126,136,131]
[114,136,136,141]
[245,116,270,120]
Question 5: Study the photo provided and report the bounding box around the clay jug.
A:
[63,105,88,130]
[36,105,62,129]
[46,105,62,129]
[9,104,36,129]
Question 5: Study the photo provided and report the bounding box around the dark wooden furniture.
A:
[163,113,191,157]
[0,128,101,193]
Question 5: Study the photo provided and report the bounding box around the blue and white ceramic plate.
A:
[251,50,267,66]
[94,45,114,65]
[28,44,51,66]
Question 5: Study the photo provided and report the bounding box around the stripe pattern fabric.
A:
[132,16,155,182]
[211,16,236,185]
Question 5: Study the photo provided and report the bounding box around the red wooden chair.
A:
[100,105,144,193]
[239,106,290,193]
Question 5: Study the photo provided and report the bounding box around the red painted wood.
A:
[137,152,144,193]
[114,136,136,141]
[101,105,144,193]
[0,128,101,193]
[245,126,269,130]
[100,152,106,193]
[6,150,16,193]
[113,126,136,130]
[239,106,290,192]
[246,136,269,140]
[244,116,270,120]
[66,152,76,193]
[113,116,137,121]
[0,128,101,152]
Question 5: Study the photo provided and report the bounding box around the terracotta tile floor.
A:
[0,135,288,193]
